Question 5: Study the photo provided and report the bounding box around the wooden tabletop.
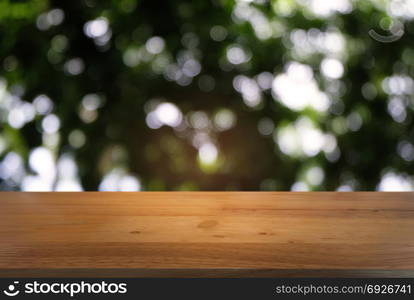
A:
[0,192,413,277]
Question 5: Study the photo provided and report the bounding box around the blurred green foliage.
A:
[0,0,413,191]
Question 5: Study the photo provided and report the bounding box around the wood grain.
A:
[0,192,413,277]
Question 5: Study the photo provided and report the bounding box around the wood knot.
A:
[198,220,218,229]
[130,231,141,234]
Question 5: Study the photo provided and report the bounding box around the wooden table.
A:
[0,192,413,277]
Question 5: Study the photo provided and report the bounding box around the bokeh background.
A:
[0,0,414,191]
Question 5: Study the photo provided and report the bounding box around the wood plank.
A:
[0,192,413,277]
